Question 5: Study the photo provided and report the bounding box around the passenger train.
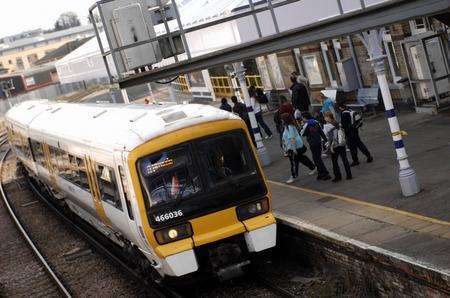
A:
[5,100,276,282]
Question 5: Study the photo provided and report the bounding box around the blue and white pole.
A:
[359,29,420,197]
[233,62,271,166]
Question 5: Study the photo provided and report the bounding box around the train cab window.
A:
[198,133,256,188]
[76,157,89,190]
[96,164,122,210]
[137,146,202,208]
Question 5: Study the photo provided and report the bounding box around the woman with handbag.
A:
[281,113,316,184]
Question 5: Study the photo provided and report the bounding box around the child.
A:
[324,112,352,182]
[301,112,331,181]
[282,113,316,184]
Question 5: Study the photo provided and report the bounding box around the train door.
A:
[42,143,59,190]
[84,155,113,229]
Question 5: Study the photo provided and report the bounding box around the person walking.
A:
[231,96,256,146]
[324,112,352,182]
[301,112,331,181]
[281,113,316,184]
[290,74,311,113]
[274,95,295,148]
[219,97,232,112]
[249,86,273,139]
[338,103,373,166]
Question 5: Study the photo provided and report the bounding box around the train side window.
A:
[76,157,90,191]
[64,155,81,186]
[96,164,122,211]
[30,139,44,166]
[49,146,60,171]
[119,166,133,220]
[58,150,71,178]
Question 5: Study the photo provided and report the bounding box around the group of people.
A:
[218,73,373,185]
[220,86,274,143]
[275,73,373,184]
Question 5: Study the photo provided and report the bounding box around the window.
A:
[30,139,44,165]
[198,134,255,188]
[138,146,202,208]
[76,157,90,191]
[302,54,324,85]
[119,166,133,220]
[27,54,39,65]
[96,164,122,210]
[16,57,24,70]
[410,18,429,35]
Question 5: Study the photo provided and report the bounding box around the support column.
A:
[121,88,130,104]
[359,29,420,197]
[233,62,271,167]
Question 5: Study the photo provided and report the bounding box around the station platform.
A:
[260,109,450,293]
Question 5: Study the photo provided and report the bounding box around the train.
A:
[5,100,277,282]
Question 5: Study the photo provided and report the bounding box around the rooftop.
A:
[0,25,95,55]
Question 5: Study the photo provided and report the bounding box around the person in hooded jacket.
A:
[300,112,331,180]
[281,113,316,183]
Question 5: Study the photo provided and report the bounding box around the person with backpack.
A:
[274,96,294,148]
[249,86,273,139]
[231,96,256,146]
[324,112,352,182]
[300,112,331,181]
[338,103,373,166]
[281,113,316,184]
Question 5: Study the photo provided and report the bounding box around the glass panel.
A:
[198,133,256,188]
[138,146,202,208]
[96,164,122,210]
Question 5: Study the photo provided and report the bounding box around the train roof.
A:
[5,100,239,152]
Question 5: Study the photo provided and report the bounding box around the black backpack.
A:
[258,94,269,104]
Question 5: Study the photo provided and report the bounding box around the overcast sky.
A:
[0,0,95,38]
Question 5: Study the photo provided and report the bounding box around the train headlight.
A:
[154,223,193,245]
[236,198,269,221]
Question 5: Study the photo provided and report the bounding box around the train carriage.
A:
[5,100,276,281]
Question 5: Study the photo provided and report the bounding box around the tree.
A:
[54,12,81,31]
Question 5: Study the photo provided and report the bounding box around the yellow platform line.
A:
[268,180,450,227]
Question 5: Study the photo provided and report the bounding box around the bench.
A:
[347,87,381,115]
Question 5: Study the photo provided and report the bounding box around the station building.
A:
[0,25,96,74]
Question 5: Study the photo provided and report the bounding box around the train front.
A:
[128,117,276,282]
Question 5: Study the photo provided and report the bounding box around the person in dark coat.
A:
[220,97,232,112]
[300,112,331,181]
[231,96,256,146]
[338,103,373,166]
[290,75,311,113]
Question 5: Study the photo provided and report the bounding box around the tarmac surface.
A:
[260,108,450,278]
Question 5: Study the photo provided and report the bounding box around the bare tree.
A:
[54,12,81,31]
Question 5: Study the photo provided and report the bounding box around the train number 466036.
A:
[154,210,183,222]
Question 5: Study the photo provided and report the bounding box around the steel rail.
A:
[26,166,182,298]
[0,141,72,298]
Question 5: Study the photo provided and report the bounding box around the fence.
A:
[172,75,190,93]
[210,75,264,98]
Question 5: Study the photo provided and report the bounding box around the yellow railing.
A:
[172,75,190,93]
[210,75,263,98]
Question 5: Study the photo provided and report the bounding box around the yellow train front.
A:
[128,116,276,282]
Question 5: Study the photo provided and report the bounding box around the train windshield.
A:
[137,130,267,225]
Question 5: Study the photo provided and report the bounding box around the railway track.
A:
[0,140,71,297]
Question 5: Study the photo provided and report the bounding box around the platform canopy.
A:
[90,0,450,88]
